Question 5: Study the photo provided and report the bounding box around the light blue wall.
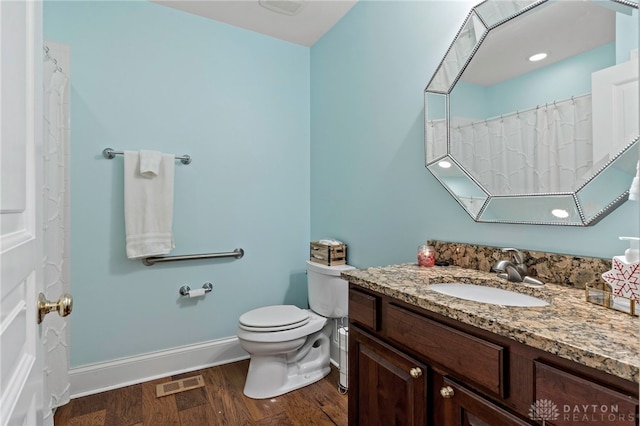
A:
[449,80,487,120]
[450,43,616,120]
[486,43,614,118]
[310,0,639,268]
[617,8,638,63]
[45,1,310,367]
[45,0,639,369]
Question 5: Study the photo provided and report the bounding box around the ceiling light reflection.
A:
[551,208,569,218]
[528,52,548,62]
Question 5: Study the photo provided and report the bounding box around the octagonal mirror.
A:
[425,0,639,225]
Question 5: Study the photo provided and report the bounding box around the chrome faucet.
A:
[492,248,544,286]
[492,259,524,282]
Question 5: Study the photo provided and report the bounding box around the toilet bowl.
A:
[237,260,354,399]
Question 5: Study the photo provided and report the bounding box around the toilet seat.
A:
[237,309,327,344]
[239,305,310,332]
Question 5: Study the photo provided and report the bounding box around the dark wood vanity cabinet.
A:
[438,377,531,426]
[350,327,428,425]
[348,285,639,426]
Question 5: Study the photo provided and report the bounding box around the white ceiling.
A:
[152,0,623,82]
[462,1,616,86]
[152,0,358,46]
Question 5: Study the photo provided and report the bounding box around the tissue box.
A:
[310,241,347,266]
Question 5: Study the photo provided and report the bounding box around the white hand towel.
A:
[124,151,175,259]
[139,150,162,178]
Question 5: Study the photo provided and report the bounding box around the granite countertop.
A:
[342,263,639,383]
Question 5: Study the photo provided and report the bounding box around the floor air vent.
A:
[156,374,205,398]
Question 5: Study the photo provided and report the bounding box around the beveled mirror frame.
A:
[424,0,639,226]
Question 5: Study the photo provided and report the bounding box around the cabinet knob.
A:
[409,367,422,378]
[440,386,455,399]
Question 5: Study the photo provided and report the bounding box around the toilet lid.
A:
[239,305,310,332]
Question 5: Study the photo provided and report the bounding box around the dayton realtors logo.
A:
[529,399,636,424]
[529,399,560,424]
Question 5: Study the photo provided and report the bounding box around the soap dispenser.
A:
[601,236,640,307]
[619,236,639,263]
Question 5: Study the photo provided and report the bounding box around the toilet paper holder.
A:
[179,282,213,296]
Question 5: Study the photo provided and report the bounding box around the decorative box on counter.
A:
[590,237,640,316]
[310,241,347,266]
[586,283,639,316]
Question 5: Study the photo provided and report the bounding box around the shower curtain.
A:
[42,41,71,418]
[449,95,593,195]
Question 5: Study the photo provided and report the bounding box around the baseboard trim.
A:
[69,337,248,398]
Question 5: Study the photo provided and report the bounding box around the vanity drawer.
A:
[387,304,505,397]
[349,289,379,331]
[441,377,530,426]
[534,361,638,426]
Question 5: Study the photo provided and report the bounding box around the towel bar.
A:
[142,248,244,266]
[102,147,191,165]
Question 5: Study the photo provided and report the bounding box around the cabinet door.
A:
[534,361,638,426]
[440,377,531,426]
[349,326,427,426]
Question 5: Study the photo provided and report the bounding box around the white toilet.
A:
[237,260,354,399]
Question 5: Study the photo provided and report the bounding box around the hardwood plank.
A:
[177,403,217,425]
[54,360,346,426]
[202,362,256,425]
[317,398,347,425]
[281,385,337,426]
[297,368,347,425]
[170,370,209,411]
[218,360,249,391]
[241,393,287,423]
[174,386,209,412]
[67,409,106,426]
[53,400,72,425]
[255,411,294,426]
[104,384,143,426]
[220,361,286,423]
[142,378,180,426]
[69,392,110,417]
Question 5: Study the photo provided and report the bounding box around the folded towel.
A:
[124,151,175,259]
[139,150,163,178]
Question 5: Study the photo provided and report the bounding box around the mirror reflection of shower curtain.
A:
[43,41,71,418]
[450,95,592,195]
[426,118,447,161]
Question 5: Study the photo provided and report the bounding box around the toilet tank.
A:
[306,260,355,318]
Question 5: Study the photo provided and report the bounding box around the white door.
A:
[1,2,72,425]
[42,40,72,420]
[592,49,639,163]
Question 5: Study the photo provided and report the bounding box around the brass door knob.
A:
[440,386,455,399]
[37,293,73,324]
[409,367,422,378]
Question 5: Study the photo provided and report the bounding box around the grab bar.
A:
[142,248,244,266]
[102,147,192,165]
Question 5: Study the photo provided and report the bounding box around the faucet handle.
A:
[501,247,524,264]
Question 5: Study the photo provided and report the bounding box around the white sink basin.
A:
[429,283,549,307]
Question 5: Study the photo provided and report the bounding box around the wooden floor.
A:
[54,360,347,426]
